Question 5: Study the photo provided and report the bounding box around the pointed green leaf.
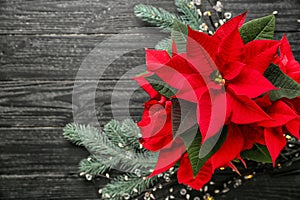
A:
[264,64,300,101]
[241,144,272,163]
[184,128,202,177]
[171,98,197,138]
[198,126,228,162]
[171,20,188,54]
[145,74,177,98]
[239,14,275,43]
[182,126,228,177]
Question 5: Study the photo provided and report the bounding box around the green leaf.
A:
[183,126,228,177]
[171,20,188,54]
[241,144,272,163]
[198,126,228,161]
[239,14,275,43]
[171,98,197,138]
[264,64,300,101]
[145,74,177,98]
[184,129,202,177]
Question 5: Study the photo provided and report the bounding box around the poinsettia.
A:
[135,11,300,190]
[134,74,174,152]
[146,12,280,142]
[275,35,300,83]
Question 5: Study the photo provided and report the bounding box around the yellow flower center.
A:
[210,70,226,85]
[214,74,226,85]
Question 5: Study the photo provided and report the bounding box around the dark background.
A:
[0,0,299,199]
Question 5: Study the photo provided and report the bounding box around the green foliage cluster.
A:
[63,120,158,200]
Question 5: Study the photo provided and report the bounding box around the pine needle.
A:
[134,4,183,31]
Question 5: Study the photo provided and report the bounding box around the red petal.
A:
[177,153,213,190]
[286,119,300,140]
[279,35,300,74]
[186,32,218,79]
[228,68,276,98]
[222,61,245,80]
[227,91,271,124]
[258,101,298,127]
[152,54,195,88]
[255,94,273,108]
[289,71,300,84]
[213,12,247,42]
[211,125,244,170]
[240,125,265,150]
[245,40,279,63]
[134,73,159,99]
[138,99,173,151]
[149,137,186,176]
[175,83,207,103]
[146,49,171,71]
[245,41,280,74]
[188,26,219,59]
[217,26,245,65]
[264,127,286,166]
[280,35,296,64]
[197,91,227,142]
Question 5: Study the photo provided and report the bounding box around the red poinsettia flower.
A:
[282,98,300,137]
[275,35,300,83]
[146,12,280,142]
[255,97,300,164]
[135,12,300,191]
[134,74,173,151]
[217,96,300,168]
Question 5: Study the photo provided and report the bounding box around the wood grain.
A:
[0,0,298,35]
[0,81,147,127]
[0,0,300,199]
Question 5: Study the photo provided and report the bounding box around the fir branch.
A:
[101,174,157,200]
[79,157,110,175]
[63,123,83,146]
[104,119,142,151]
[155,37,172,51]
[175,0,202,30]
[72,122,158,173]
[120,119,143,150]
[103,120,126,147]
[134,4,182,31]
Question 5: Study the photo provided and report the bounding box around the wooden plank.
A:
[0,33,171,81]
[0,0,298,35]
[0,175,101,200]
[0,128,89,175]
[0,81,147,127]
[0,0,177,35]
[224,0,300,33]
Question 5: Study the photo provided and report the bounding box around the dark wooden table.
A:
[0,0,299,199]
